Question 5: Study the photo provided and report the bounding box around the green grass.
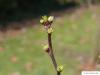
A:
[0,8,98,75]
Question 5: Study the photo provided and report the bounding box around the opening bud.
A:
[47,28,53,34]
[48,16,54,22]
[42,16,48,22]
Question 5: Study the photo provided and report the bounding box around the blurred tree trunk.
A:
[93,13,100,64]
[90,5,100,65]
[79,5,100,71]
[94,25,100,64]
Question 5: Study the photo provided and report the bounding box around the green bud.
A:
[57,65,64,72]
[40,19,44,24]
[47,28,53,34]
[42,16,48,22]
[43,44,50,53]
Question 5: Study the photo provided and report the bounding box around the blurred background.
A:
[0,0,100,75]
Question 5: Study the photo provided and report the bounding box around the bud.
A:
[43,44,49,53]
[48,16,54,22]
[57,65,64,72]
[42,16,48,22]
[40,19,44,24]
[47,28,53,34]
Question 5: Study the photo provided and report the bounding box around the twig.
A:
[40,16,63,75]
[48,33,61,75]
[48,33,57,70]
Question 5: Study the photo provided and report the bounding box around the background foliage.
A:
[0,0,100,20]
